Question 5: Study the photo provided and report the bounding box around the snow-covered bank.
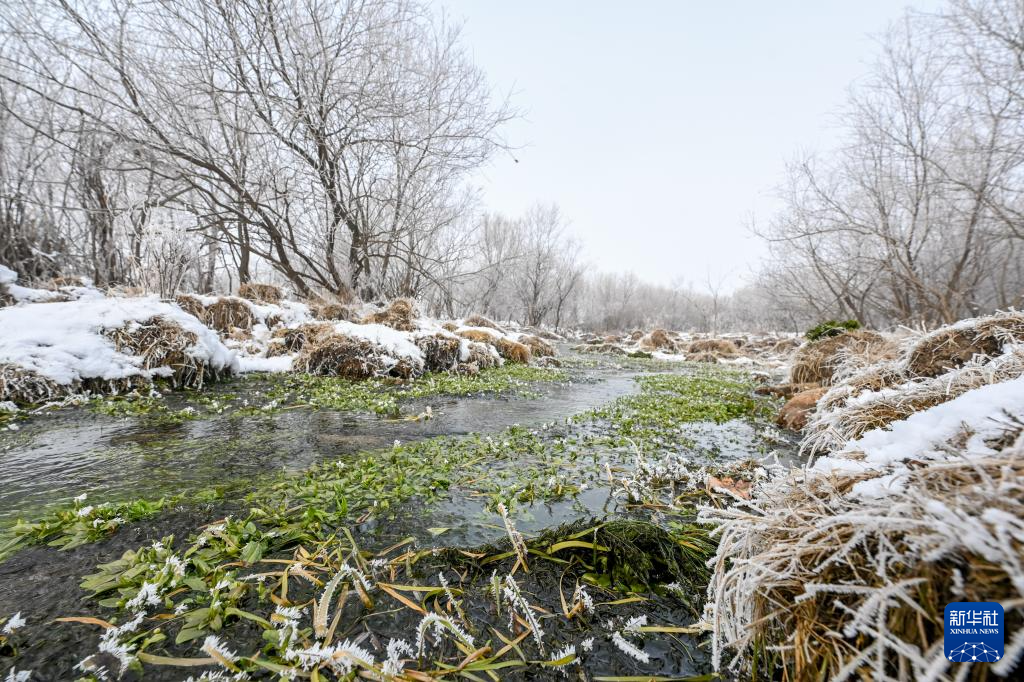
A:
[0,272,559,401]
[569,327,798,368]
[0,296,237,403]
[702,312,1024,681]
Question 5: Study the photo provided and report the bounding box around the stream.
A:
[0,365,640,525]
[0,357,796,681]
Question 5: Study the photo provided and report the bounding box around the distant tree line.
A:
[3,0,1021,333]
[756,0,1024,328]
[0,0,511,301]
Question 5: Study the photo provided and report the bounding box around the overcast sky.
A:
[442,0,945,292]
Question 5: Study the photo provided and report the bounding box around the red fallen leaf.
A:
[707,476,752,499]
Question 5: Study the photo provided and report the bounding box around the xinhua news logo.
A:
[945,602,1004,663]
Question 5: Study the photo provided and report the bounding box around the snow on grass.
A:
[0,296,237,385]
[332,321,425,363]
[812,375,1024,490]
[455,325,502,339]
[0,265,105,304]
[190,294,312,328]
[236,354,294,374]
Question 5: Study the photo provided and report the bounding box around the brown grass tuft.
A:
[238,282,282,304]
[205,297,255,333]
[311,302,355,321]
[707,428,1024,681]
[789,330,892,385]
[0,364,68,403]
[688,338,739,356]
[496,338,531,364]
[458,341,501,375]
[174,294,207,320]
[462,314,505,332]
[361,298,418,331]
[518,334,556,358]
[49,275,86,289]
[294,334,416,379]
[456,329,499,345]
[104,316,225,388]
[905,311,1024,378]
[687,352,720,364]
[416,334,463,372]
[573,342,626,356]
[803,345,1024,455]
[266,323,335,357]
[639,328,676,352]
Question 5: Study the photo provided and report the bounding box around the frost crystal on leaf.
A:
[383,638,414,676]
[202,635,239,667]
[2,611,25,634]
[611,631,650,663]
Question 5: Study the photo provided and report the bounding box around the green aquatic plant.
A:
[92,395,203,425]
[3,362,780,680]
[1,364,772,564]
[0,495,172,561]
[259,363,567,415]
[805,319,860,341]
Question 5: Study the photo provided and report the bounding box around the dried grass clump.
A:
[104,316,223,388]
[310,302,355,322]
[238,282,282,304]
[458,341,501,375]
[106,286,144,298]
[205,297,255,334]
[455,329,499,345]
[905,310,1024,378]
[294,334,416,380]
[572,342,626,356]
[527,328,562,341]
[518,334,556,358]
[0,286,14,307]
[789,330,891,386]
[640,328,676,352]
[462,314,504,332]
[49,275,86,289]
[0,363,68,403]
[266,323,335,357]
[804,315,1024,456]
[770,337,801,355]
[174,294,207,320]
[687,352,720,364]
[629,330,644,341]
[361,298,418,331]
[814,361,906,413]
[416,334,462,373]
[688,338,739,356]
[441,321,458,332]
[496,338,531,364]
[704,427,1024,681]
[803,345,1024,455]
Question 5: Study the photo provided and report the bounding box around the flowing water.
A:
[0,366,642,524]
[0,357,802,681]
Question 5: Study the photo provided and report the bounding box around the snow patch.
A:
[0,296,237,385]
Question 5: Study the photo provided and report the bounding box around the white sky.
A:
[442,0,945,292]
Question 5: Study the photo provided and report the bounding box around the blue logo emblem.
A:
[945,602,1003,662]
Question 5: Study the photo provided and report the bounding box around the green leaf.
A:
[240,540,265,564]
